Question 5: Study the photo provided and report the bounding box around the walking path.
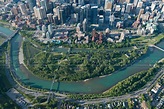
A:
[78,68,164,105]
[149,44,164,52]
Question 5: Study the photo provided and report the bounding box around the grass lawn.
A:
[23,41,41,59]
[0,36,6,45]
[131,34,164,45]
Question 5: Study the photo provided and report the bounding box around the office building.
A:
[34,6,46,20]
[151,2,156,11]
[133,0,138,7]
[48,24,53,35]
[27,0,36,12]
[11,6,18,15]
[53,6,60,20]
[137,1,143,8]
[19,3,27,15]
[126,3,132,13]
[47,13,53,23]
[91,6,98,24]
[40,0,49,11]
[82,18,87,32]
[115,5,121,11]
[46,31,51,39]
[42,25,47,32]
[99,15,104,26]
[53,15,59,25]
[80,6,85,23]
[60,9,66,24]
[104,0,113,11]
[78,0,84,5]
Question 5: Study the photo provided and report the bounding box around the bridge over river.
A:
[0,25,164,94]
[0,29,19,47]
[149,44,164,52]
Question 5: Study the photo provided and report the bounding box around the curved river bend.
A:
[0,26,164,94]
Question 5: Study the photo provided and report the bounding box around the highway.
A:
[4,35,164,105]
[5,46,164,105]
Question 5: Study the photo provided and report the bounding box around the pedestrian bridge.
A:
[0,29,19,47]
[149,44,164,52]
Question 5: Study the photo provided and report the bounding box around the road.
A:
[77,68,164,105]
[5,51,67,99]
[4,40,164,105]
[5,46,164,104]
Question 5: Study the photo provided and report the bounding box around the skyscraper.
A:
[85,4,91,23]
[151,2,156,11]
[40,0,49,11]
[19,2,27,15]
[82,18,87,32]
[48,24,53,35]
[46,31,51,39]
[53,6,60,20]
[78,0,84,5]
[80,6,85,23]
[47,13,53,23]
[27,0,36,12]
[60,9,66,24]
[42,25,47,32]
[34,6,46,20]
[91,6,98,24]
[11,6,18,15]
[137,1,143,8]
[133,0,138,7]
[126,3,133,13]
[104,0,113,11]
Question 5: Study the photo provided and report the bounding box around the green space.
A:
[20,30,46,49]
[63,38,135,49]
[0,45,19,109]
[69,60,164,99]
[0,36,5,45]
[23,40,40,65]
[21,32,164,81]
[131,33,164,45]
[23,39,147,81]
[0,20,14,30]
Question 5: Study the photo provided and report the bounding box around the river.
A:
[0,26,164,94]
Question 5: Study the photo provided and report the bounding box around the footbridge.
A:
[149,44,164,52]
[0,28,19,47]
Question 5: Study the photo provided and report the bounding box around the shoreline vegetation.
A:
[22,39,148,81]
[69,59,164,99]
[0,43,20,109]
[1,25,164,97]
[20,30,158,82]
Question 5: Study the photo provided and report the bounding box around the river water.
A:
[0,26,164,94]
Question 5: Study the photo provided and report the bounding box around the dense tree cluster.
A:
[69,60,164,99]
[0,44,19,109]
[23,40,147,81]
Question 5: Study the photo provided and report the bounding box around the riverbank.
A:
[13,32,164,93]
[1,25,164,94]
[19,40,24,65]
[69,59,164,99]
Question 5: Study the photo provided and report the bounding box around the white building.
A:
[33,6,46,20]
[42,25,47,33]
[104,0,112,11]
[48,24,53,35]
[126,3,133,13]
[19,3,27,15]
